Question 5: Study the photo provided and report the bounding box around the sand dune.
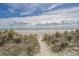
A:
[16,30,77,56]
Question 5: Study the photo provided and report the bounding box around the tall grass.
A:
[0,30,39,56]
[43,29,79,54]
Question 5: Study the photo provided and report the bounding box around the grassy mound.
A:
[0,30,39,56]
[43,29,79,55]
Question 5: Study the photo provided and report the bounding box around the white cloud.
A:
[20,11,33,15]
[18,14,67,24]
[0,9,79,27]
[48,4,63,10]
[8,8,15,13]
[42,6,79,15]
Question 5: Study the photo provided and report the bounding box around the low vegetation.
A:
[43,29,79,55]
[0,30,39,56]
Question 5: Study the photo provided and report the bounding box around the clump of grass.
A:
[43,29,79,54]
[0,29,39,56]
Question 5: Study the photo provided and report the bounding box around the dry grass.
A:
[43,29,79,55]
[0,29,39,56]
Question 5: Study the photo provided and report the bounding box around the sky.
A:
[0,3,79,18]
[0,3,79,29]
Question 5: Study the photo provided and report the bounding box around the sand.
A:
[15,30,77,56]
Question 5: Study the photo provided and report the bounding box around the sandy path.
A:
[34,33,53,56]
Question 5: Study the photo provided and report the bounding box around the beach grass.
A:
[0,29,39,56]
[43,29,79,55]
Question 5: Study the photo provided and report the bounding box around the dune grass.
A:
[43,29,79,55]
[0,29,39,56]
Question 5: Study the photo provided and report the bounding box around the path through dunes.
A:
[7,30,79,56]
[16,30,54,56]
[34,34,53,56]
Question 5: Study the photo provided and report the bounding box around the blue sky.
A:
[0,3,79,18]
[0,3,79,29]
